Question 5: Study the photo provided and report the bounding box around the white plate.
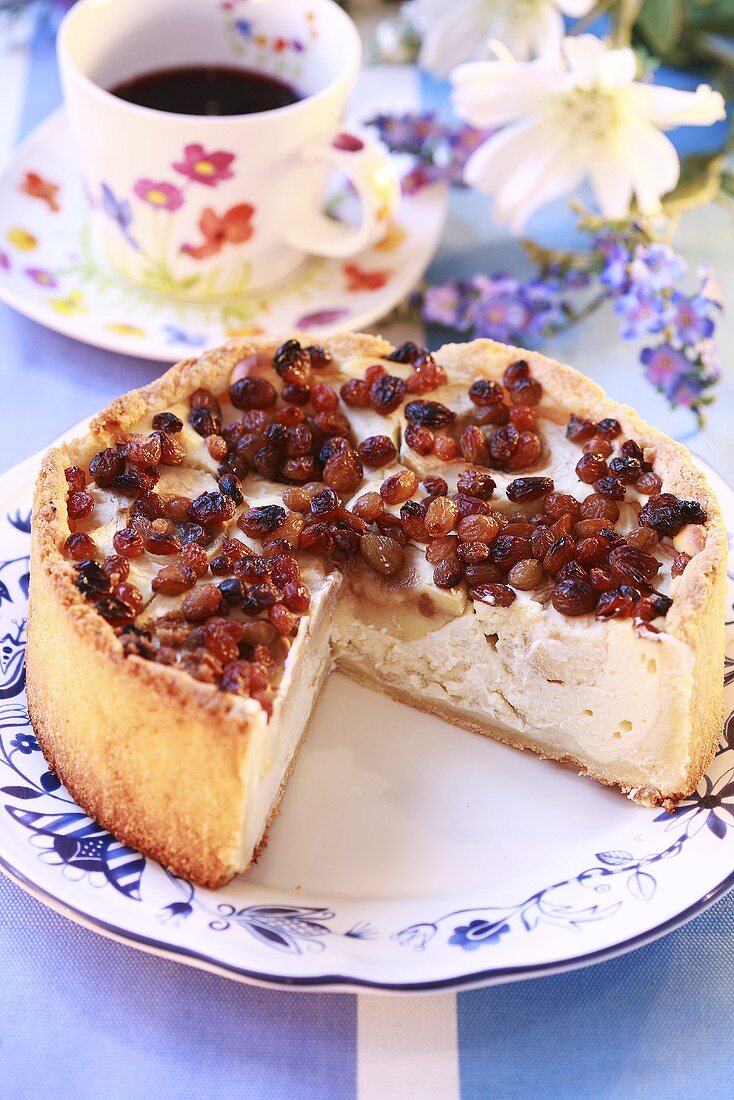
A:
[1,446,733,993]
[0,109,445,362]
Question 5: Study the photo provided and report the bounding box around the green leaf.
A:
[637,0,686,56]
[662,152,724,214]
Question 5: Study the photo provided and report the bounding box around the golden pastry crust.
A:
[27,333,727,888]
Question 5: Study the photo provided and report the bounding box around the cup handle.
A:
[280,130,399,258]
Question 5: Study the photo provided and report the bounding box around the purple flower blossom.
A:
[641,343,692,390]
[629,243,686,290]
[663,291,715,345]
[423,282,470,328]
[599,244,631,292]
[367,111,491,193]
[469,292,532,342]
[613,286,665,339]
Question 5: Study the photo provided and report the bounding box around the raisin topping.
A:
[552,579,596,616]
[187,492,236,527]
[360,533,405,576]
[238,505,287,538]
[65,465,86,492]
[74,560,109,597]
[469,583,516,607]
[385,341,433,367]
[369,373,406,416]
[273,339,311,387]
[229,376,277,410]
[152,411,183,434]
[89,448,125,487]
[404,400,456,428]
[595,418,622,439]
[469,379,505,408]
[506,477,554,503]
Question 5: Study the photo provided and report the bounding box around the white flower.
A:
[452,35,726,232]
[403,0,594,78]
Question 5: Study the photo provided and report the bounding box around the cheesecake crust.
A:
[27,334,727,887]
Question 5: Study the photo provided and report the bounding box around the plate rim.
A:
[1,443,732,994]
[0,107,448,362]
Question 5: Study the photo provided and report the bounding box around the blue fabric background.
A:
[0,15,732,1100]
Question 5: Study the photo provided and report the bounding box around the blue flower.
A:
[599,244,631,292]
[163,325,207,347]
[630,243,686,290]
[234,19,253,38]
[613,286,665,339]
[662,291,715,345]
[100,182,138,250]
[449,918,510,951]
[655,770,734,837]
[10,732,38,755]
[469,293,531,342]
[159,900,193,924]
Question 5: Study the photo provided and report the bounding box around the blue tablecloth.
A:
[1,17,733,1100]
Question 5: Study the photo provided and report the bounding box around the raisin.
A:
[608,544,659,588]
[310,488,340,517]
[67,490,94,519]
[635,471,663,497]
[405,361,447,394]
[503,360,529,387]
[595,418,622,439]
[152,411,183,433]
[576,452,608,484]
[434,435,458,461]
[188,407,221,438]
[671,551,691,577]
[340,379,371,408]
[460,425,491,466]
[96,595,136,626]
[609,455,642,484]
[65,465,86,492]
[124,433,161,469]
[386,341,433,367]
[552,579,596,616]
[457,514,500,543]
[575,537,608,568]
[273,339,311,386]
[228,376,276,410]
[543,535,576,575]
[179,584,221,622]
[425,497,459,537]
[89,448,125,487]
[433,555,463,589]
[305,344,332,370]
[282,486,311,512]
[74,560,109,597]
[282,382,311,406]
[566,415,596,443]
[423,475,449,497]
[468,379,505,408]
[64,532,98,561]
[456,540,490,564]
[112,527,145,557]
[488,425,519,466]
[544,493,581,522]
[580,494,620,523]
[187,492,236,527]
[282,582,311,613]
[323,449,363,494]
[583,436,613,458]
[509,406,538,431]
[595,589,636,620]
[115,581,144,615]
[509,377,543,405]
[360,532,406,576]
[470,583,516,607]
[380,470,418,505]
[457,469,496,500]
[404,423,434,455]
[488,534,531,569]
[506,477,553,503]
[593,475,625,500]
[369,374,406,416]
[238,505,286,538]
[404,400,455,428]
[463,561,503,585]
[352,491,384,522]
[508,558,543,590]
[179,543,209,577]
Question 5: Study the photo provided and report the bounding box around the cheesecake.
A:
[27,333,727,887]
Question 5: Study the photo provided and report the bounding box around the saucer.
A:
[0,109,446,362]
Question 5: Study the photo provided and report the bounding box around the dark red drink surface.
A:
[109,64,301,116]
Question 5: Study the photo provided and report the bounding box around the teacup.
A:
[57,0,399,300]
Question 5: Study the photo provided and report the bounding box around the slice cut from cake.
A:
[27,334,727,887]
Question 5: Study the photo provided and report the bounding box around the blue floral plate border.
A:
[0,447,732,994]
